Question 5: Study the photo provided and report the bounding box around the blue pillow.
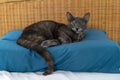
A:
[1,30,23,41]
[0,29,120,73]
[84,28,108,40]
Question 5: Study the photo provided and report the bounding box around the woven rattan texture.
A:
[0,0,120,44]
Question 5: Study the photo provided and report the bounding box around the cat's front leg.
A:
[41,39,60,48]
[75,33,84,41]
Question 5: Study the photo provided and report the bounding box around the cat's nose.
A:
[76,28,79,30]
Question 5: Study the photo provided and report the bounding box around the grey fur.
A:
[17,12,90,75]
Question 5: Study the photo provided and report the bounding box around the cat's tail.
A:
[17,39,54,75]
[32,45,54,75]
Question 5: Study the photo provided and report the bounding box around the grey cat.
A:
[17,12,90,75]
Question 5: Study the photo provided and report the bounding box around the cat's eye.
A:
[71,22,75,27]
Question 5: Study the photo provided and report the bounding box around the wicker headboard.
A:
[0,0,120,44]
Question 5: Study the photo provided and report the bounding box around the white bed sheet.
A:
[0,71,120,80]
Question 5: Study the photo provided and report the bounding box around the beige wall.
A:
[0,0,120,44]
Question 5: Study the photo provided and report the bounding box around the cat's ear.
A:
[66,12,75,22]
[83,12,90,23]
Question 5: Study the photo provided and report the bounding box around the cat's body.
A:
[17,12,90,75]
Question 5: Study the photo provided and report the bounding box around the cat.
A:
[17,12,90,75]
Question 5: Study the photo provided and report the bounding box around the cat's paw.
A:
[41,40,60,48]
[43,70,53,76]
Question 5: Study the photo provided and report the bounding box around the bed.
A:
[0,70,120,80]
[0,28,120,80]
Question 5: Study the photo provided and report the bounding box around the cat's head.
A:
[66,12,90,34]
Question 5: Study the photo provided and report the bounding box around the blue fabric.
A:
[1,30,23,41]
[84,29,108,40]
[0,29,120,73]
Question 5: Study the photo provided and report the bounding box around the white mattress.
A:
[0,71,120,80]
